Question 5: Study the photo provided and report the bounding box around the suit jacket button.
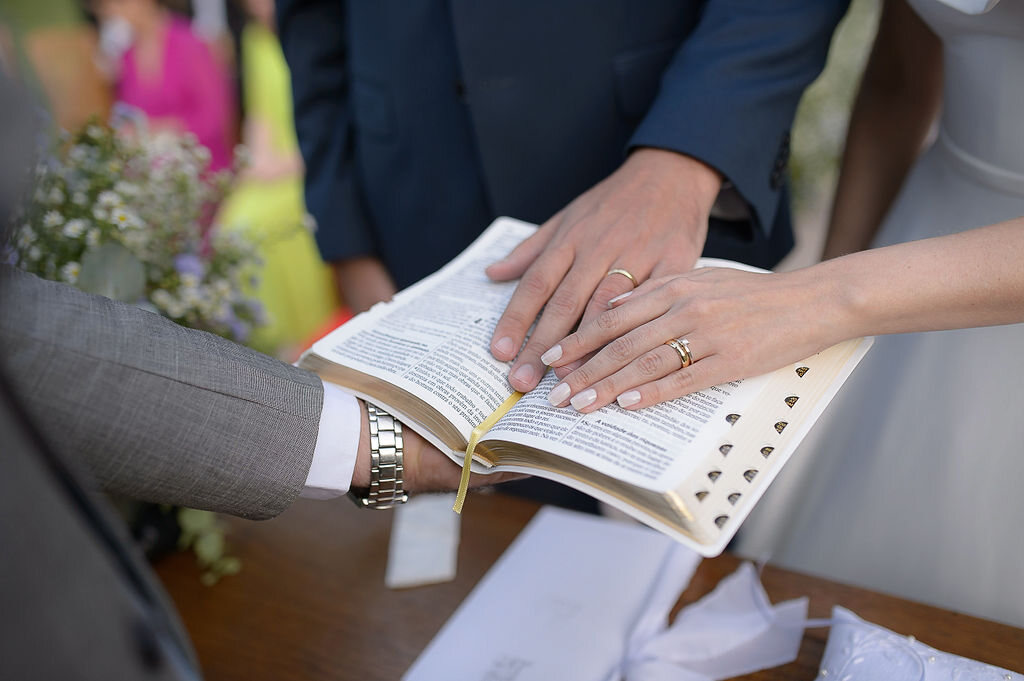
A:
[454,80,466,100]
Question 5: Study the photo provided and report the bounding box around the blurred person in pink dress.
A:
[94,0,234,171]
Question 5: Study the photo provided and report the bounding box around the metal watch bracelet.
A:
[347,403,408,509]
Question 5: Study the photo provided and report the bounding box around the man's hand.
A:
[333,256,397,314]
[486,148,722,393]
[351,401,523,492]
[404,431,524,492]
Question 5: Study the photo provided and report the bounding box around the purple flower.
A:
[228,318,250,344]
[215,304,251,344]
[174,253,205,278]
[245,299,267,325]
[2,246,18,266]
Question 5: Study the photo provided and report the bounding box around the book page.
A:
[484,369,769,490]
[310,219,534,438]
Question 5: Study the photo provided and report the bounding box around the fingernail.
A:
[494,336,515,358]
[608,291,632,306]
[540,344,562,365]
[570,388,597,411]
[547,382,570,406]
[617,390,642,408]
[510,363,536,388]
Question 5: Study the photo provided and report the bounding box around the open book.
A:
[300,218,872,556]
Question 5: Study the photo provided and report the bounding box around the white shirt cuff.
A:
[301,381,361,499]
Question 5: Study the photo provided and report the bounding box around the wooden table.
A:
[156,492,1024,680]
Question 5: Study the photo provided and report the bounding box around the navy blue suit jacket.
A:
[278,0,848,289]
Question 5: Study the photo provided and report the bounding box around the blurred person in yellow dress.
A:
[216,0,338,358]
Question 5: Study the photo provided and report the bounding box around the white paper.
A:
[403,506,701,681]
[385,493,461,589]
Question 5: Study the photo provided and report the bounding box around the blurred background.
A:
[781,0,879,271]
[2,0,341,365]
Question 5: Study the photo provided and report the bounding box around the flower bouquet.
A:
[6,121,264,343]
[5,120,263,584]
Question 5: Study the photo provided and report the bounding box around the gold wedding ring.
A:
[606,268,639,288]
[664,338,694,369]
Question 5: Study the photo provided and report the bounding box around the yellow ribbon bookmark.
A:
[453,391,523,514]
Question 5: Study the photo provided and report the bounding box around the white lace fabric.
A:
[820,607,1023,681]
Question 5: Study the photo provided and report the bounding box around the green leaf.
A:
[177,531,195,551]
[213,556,241,576]
[194,531,225,566]
[177,508,217,533]
[77,242,146,302]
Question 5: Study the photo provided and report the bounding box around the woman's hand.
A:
[540,266,848,412]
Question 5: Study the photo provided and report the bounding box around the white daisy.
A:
[181,285,202,307]
[212,278,232,298]
[63,219,87,238]
[61,262,81,284]
[97,190,121,208]
[43,210,64,228]
[111,207,137,230]
[121,230,148,249]
[151,289,174,307]
[193,145,211,166]
[167,300,186,318]
[114,181,139,197]
[16,225,35,247]
[68,145,88,163]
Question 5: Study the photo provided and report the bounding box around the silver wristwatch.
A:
[348,403,409,509]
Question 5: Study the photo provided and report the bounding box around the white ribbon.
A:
[600,554,1022,681]
[611,562,807,681]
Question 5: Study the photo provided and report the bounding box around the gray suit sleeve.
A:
[0,266,324,519]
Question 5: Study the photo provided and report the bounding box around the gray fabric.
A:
[0,383,200,679]
[0,73,282,680]
[0,266,324,519]
[0,71,34,244]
